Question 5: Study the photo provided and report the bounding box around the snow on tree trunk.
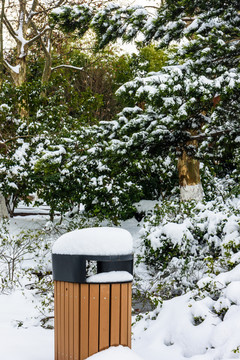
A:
[178,150,204,202]
[2,0,54,89]
[0,193,8,218]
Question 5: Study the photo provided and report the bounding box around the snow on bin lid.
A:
[86,271,133,283]
[52,227,133,255]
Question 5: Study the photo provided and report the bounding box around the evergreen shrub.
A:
[140,197,240,300]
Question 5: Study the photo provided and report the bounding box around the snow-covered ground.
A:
[1,203,240,360]
[0,290,54,360]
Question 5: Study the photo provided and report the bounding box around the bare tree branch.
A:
[3,59,20,79]
[26,25,50,47]
[51,64,85,71]
[144,5,161,9]
[3,13,17,40]
[36,0,66,17]
[26,0,39,24]
[190,128,240,141]
[27,11,49,54]
[3,135,33,145]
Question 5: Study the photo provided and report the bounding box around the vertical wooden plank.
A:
[54,281,58,360]
[80,284,89,360]
[120,283,128,346]
[73,284,80,360]
[60,281,65,360]
[69,283,74,360]
[110,284,120,346]
[99,284,110,351]
[88,284,99,357]
[127,283,132,348]
[65,282,69,360]
[57,282,61,360]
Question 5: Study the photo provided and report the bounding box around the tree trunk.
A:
[177,138,204,201]
[41,29,52,85]
[12,56,29,118]
[14,58,27,87]
[42,53,52,85]
[0,193,9,218]
[10,2,29,117]
[40,39,52,96]
[15,0,28,86]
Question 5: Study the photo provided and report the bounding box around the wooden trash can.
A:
[52,227,134,360]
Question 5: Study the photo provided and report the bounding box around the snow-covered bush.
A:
[0,221,51,291]
[0,219,56,327]
[0,51,138,220]
[139,197,240,300]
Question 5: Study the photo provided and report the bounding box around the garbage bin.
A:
[52,227,134,360]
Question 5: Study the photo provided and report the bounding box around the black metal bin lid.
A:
[52,253,134,283]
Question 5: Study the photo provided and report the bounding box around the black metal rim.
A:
[52,253,134,283]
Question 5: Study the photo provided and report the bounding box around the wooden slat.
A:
[60,282,65,360]
[73,284,80,360]
[54,281,58,360]
[120,283,128,346]
[56,281,61,360]
[65,282,69,360]
[69,283,74,360]
[127,283,132,348]
[88,284,99,357]
[80,284,89,360]
[99,284,110,351]
[110,284,120,346]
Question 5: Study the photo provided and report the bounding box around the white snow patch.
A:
[52,227,133,255]
[224,282,240,305]
[86,346,143,360]
[161,222,193,246]
[134,199,159,213]
[0,291,53,360]
[215,263,240,286]
[146,220,193,250]
[86,271,133,283]
[180,183,204,201]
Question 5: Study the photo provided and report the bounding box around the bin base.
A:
[54,281,132,360]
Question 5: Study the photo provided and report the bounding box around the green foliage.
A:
[0,43,176,222]
[232,346,240,354]
[130,45,169,75]
[0,48,138,219]
[139,197,240,300]
[2,0,240,224]
[0,82,20,138]
[193,315,205,326]
[50,5,93,37]
[52,0,240,202]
